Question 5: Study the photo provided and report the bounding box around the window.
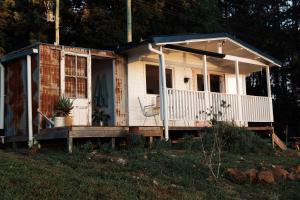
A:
[210,74,224,93]
[65,55,88,98]
[146,65,172,94]
[197,74,204,91]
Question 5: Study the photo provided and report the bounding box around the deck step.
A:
[272,132,287,151]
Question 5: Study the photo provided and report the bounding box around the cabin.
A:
[0,33,282,151]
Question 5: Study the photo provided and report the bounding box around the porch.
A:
[125,34,281,140]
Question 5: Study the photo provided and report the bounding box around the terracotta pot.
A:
[65,116,73,126]
[54,117,65,127]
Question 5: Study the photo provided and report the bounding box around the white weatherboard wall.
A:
[127,50,247,126]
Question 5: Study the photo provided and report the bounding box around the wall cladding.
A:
[39,44,61,129]
[4,55,38,137]
[114,55,128,126]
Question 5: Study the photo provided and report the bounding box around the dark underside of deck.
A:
[3,125,275,153]
[5,126,165,143]
[4,125,274,143]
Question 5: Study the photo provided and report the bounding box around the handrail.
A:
[166,88,273,123]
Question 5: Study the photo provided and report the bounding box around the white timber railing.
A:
[166,88,273,123]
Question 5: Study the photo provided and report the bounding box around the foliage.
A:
[127,134,145,149]
[92,107,110,125]
[28,138,41,150]
[0,148,300,200]
[224,126,273,154]
[54,96,73,117]
[198,100,232,179]
[27,138,42,156]
[153,138,172,151]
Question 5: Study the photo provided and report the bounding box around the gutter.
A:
[148,43,169,140]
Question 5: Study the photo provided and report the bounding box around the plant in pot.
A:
[92,107,110,126]
[54,96,74,127]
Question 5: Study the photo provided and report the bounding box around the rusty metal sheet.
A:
[39,44,60,129]
[4,58,28,136]
[114,55,128,126]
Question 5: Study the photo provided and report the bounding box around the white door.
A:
[61,51,92,126]
[225,74,246,95]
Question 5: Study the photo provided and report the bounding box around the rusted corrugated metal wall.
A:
[4,54,39,137]
[114,55,128,126]
[39,44,61,129]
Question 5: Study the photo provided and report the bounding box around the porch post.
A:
[203,55,209,118]
[27,55,33,142]
[235,60,242,125]
[0,63,4,130]
[159,46,169,140]
[266,66,274,122]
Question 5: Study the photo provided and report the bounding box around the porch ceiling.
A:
[162,38,280,69]
[207,57,264,74]
[150,33,281,67]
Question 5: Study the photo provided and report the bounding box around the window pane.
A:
[77,56,87,77]
[210,74,221,92]
[65,77,76,98]
[77,78,87,98]
[65,55,76,76]
[197,74,204,91]
[166,69,172,88]
[146,65,172,94]
[146,65,159,94]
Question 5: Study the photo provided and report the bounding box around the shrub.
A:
[128,134,145,149]
[153,139,172,151]
[224,126,273,154]
[200,122,273,154]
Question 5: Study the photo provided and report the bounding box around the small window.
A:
[210,74,224,93]
[65,55,88,98]
[146,65,172,94]
[197,74,204,91]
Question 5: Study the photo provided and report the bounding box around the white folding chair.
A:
[138,97,160,126]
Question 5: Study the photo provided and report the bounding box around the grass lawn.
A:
[0,144,299,200]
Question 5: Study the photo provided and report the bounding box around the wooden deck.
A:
[3,125,277,153]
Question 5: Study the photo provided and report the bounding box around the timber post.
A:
[67,137,73,153]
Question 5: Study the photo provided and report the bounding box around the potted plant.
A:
[54,96,74,127]
[92,107,110,126]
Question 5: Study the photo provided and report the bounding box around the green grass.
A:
[0,146,299,200]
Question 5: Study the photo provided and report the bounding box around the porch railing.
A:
[166,88,273,122]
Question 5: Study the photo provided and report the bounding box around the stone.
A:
[272,166,289,180]
[258,170,275,184]
[226,168,247,184]
[245,168,258,184]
